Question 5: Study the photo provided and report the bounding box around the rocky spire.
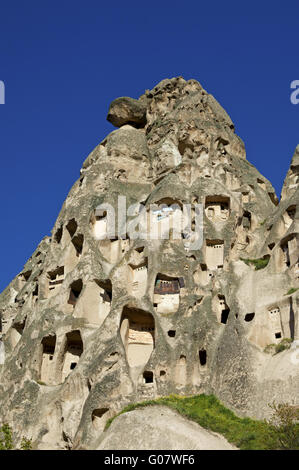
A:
[281,145,299,201]
[0,77,298,450]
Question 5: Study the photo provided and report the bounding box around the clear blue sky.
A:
[0,0,298,292]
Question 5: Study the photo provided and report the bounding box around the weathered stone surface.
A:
[281,145,299,200]
[0,77,298,450]
[96,406,236,450]
[107,97,147,128]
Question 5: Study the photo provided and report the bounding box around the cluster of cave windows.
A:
[45,274,113,326]
[39,330,83,384]
[66,278,112,327]
[248,299,296,349]
[175,350,207,386]
[53,219,84,265]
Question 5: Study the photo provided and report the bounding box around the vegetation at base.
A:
[241,256,270,270]
[285,287,299,296]
[36,380,46,386]
[0,423,32,450]
[0,424,13,450]
[264,338,293,355]
[267,402,299,450]
[264,343,276,354]
[105,394,299,450]
[274,338,292,354]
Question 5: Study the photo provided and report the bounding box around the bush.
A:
[264,339,292,355]
[0,424,13,450]
[36,380,46,386]
[285,288,299,296]
[275,338,292,354]
[266,402,299,450]
[0,423,32,450]
[20,437,33,450]
[241,256,270,270]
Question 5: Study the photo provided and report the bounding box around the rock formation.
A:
[96,406,236,450]
[0,77,298,449]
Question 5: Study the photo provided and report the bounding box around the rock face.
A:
[0,76,298,450]
[96,406,236,450]
[107,96,147,128]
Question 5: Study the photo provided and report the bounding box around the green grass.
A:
[285,287,299,296]
[105,394,277,450]
[241,256,270,270]
[274,338,292,354]
[264,338,292,355]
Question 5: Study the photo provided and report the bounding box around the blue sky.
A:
[0,0,298,292]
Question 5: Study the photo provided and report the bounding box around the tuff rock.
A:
[0,76,298,450]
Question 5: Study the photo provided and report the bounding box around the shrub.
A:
[36,380,46,386]
[20,437,33,450]
[264,339,292,355]
[265,402,299,450]
[275,338,292,354]
[285,288,299,296]
[0,424,13,450]
[241,256,270,270]
[0,423,32,450]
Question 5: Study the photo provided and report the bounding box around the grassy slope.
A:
[105,394,277,450]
